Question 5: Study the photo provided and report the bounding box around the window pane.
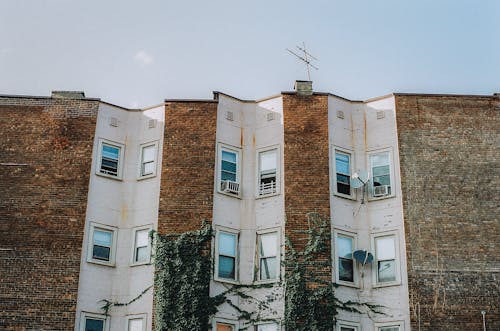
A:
[221,160,237,174]
[373,174,390,186]
[371,153,389,167]
[94,230,112,246]
[337,236,352,258]
[222,150,237,163]
[136,230,149,247]
[336,153,350,174]
[136,246,149,263]
[260,150,277,172]
[257,323,278,331]
[340,327,356,331]
[373,165,390,177]
[142,145,155,162]
[378,260,396,282]
[85,318,104,331]
[376,237,395,260]
[260,233,277,257]
[93,245,111,261]
[102,145,119,160]
[143,161,155,175]
[380,327,399,331]
[221,171,237,182]
[339,258,354,282]
[216,323,234,331]
[260,257,277,280]
[218,256,235,279]
[219,232,236,256]
[128,318,143,331]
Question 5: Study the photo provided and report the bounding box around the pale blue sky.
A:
[1,0,498,108]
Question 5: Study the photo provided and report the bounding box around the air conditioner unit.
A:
[221,180,239,194]
[373,185,389,197]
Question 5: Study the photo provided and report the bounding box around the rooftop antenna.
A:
[286,42,319,81]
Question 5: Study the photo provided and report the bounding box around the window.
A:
[335,150,352,196]
[375,321,404,331]
[369,151,393,198]
[87,223,117,266]
[218,145,241,196]
[80,312,108,331]
[139,142,158,178]
[257,231,279,281]
[336,321,360,331]
[127,315,146,331]
[132,227,151,265]
[336,233,355,284]
[379,327,400,331]
[373,234,399,285]
[214,319,237,331]
[216,230,238,281]
[258,149,278,196]
[256,323,279,331]
[97,139,124,179]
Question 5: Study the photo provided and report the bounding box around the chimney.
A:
[294,80,313,96]
[51,91,86,99]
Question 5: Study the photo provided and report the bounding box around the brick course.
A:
[0,97,98,330]
[395,94,500,330]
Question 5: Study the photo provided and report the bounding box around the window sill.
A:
[372,280,401,288]
[214,277,239,285]
[256,191,280,199]
[367,194,396,202]
[333,192,357,201]
[254,278,280,285]
[137,173,157,181]
[130,261,152,267]
[336,280,360,288]
[96,172,123,181]
[217,190,242,199]
[87,259,116,267]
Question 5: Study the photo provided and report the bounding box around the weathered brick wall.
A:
[282,93,331,281]
[0,96,98,330]
[158,101,218,234]
[395,94,500,330]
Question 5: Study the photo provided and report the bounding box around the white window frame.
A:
[130,225,153,266]
[336,320,360,331]
[255,321,280,331]
[367,148,395,200]
[375,320,404,331]
[87,222,118,266]
[334,230,358,287]
[256,146,280,198]
[214,227,239,284]
[96,138,125,180]
[138,141,159,179]
[217,143,242,197]
[79,312,110,331]
[126,313,147,331]
[333,147,355,200]
[256,228,281,283]
[371,231,401,287]
[213,317,239,331]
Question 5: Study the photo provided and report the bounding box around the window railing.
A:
[259,181,276,196]
[221,180,240,195]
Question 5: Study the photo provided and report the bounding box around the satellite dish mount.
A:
[351,170,369,204]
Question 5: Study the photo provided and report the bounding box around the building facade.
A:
[0,83,498,330]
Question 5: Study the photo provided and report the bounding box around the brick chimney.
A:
[51,91,86,99]
[294,80,313,96]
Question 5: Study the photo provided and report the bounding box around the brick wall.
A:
[395,94,500,330]
[158,101,218,234]
[282,93,332,282]
[0,97,98,330]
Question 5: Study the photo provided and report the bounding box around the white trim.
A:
[371,231,401,287]
[336,320,360,331]
[79,311,110,331]
[333,229,358,287]
[375,320,404,331]
[96,138,125,180]
[87,222,118,267]
[255,228,281,284]
[138,141,159,180]
[367,148,395,201]
[217,143,242,198]
[213,317,239,330]
[254,321,280,331]
[126,313,147,331]
[256,145,281,198]
[332,146,356,200]
[214,226,240,284]
[130,225,153,266]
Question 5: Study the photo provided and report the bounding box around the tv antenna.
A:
[286,42,319,81]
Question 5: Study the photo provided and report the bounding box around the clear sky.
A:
[1,0,498,108]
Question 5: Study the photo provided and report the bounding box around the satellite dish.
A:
[353,250,373,265]
[351,170,369,189]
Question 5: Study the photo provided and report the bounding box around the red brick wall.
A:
[158,101,218,234]
[282,93,331,281]
[0,97,98,330]
[395,94,500,330]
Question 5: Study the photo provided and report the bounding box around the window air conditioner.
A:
[221,180,240,194]
[373,185,389,197]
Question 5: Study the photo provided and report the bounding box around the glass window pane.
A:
[93,245,110,261]
[136,246,148,263]
[216,323,234,331]
[336,153,350,174]
[222,150,237,163]
[257,323,279,331]
[143,161,155,175]
[94,230,112,246]
[340,327,356,331]
[221,171,237,182]
[218,256,235,279]
[128,318,143,331]
[371,153,389,167]
[102,145,119,160]
[373,174,390,186]
[260,257,277,280]
[219,232,236,256]
[378,260,396,282]
[142,145,155,162]
[85,318,104,331]
[337,236,353,258]
[380,327,399,331]
[376,237,395,260]
[260,233,277,257]
[221,160,237,173]
[136,230,149,247]
[373,165,390,177]
[339,258,354,282]
[260,150,277,172]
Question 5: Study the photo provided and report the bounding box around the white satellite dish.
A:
[351,170,369,189]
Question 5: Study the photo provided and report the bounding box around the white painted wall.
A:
[75,103,164,331]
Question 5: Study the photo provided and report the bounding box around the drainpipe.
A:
[481,310,486,331]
